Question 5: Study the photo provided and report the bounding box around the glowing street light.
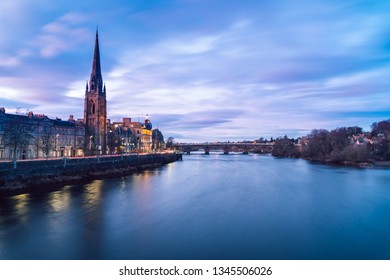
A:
[89,135,93,154]
[55,133,59,157]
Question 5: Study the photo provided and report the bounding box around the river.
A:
[0,153,389,259]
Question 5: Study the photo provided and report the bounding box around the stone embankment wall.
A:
[0,153,182,193]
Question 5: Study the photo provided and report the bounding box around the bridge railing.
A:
[175,142,274,147]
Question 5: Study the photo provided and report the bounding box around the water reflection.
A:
[12,194,30,219]
[0,193,30,226]
[48,190,70,213]
[83,180,103,209]
[1,155,390,259]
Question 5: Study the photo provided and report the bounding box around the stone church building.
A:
[0,30,157,160]
[84,30,107,156]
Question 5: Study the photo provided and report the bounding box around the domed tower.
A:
[144,114,152,130]
[84,30,107,155]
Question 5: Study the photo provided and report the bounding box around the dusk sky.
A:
[1,0,389,142]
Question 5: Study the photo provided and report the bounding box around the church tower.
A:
[84,30,107,155]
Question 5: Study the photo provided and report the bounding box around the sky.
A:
[1,0,389,142]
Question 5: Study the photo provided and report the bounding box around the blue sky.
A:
[1,0,389,142]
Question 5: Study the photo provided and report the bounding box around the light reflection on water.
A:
[0,154,390,259]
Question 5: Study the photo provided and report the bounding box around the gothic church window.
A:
[90,101,95,114]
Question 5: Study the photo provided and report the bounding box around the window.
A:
[90,101,95,114]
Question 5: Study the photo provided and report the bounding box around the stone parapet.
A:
[0,153,182,195]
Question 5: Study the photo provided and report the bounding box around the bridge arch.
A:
[175,142,274,155]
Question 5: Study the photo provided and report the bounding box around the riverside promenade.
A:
[0,152,182,195]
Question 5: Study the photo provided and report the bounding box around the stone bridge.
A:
[174,142,274,154]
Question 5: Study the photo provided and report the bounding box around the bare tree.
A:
[2,116,33,167]
[166,137,175,149]
[152,129,164,151]
[272,136,299,158]
[38,134,56,159]
[303,129,332,161]
[32,137,41,158]
[371,120,390,137]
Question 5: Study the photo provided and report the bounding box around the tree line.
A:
[271,120,390,163]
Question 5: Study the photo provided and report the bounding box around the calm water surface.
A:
[0,153,390,259]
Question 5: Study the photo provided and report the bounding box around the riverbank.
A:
[272,154,390,168]
[0,153,182,196]
[372,161,390,167]
[300,157,390,168]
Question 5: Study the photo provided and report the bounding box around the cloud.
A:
[33,12,90,58]
[0,0,30,30]
[160,35,220,54]
[0,72,85,120]
[154,109,245,129]
[0,85,21,100]
[0,54,20,67]
[1,0,390,142]
[104,5,390,140]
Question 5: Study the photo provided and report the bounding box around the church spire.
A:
[89,29,103,95]
[84,29,108,156]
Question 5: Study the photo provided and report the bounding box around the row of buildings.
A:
[0,31,164,160]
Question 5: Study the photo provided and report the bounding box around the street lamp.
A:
[56,134,59,157]
[89,135,93,155]
[108,129,113,154]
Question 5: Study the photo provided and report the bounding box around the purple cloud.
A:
[0,0,389,141]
